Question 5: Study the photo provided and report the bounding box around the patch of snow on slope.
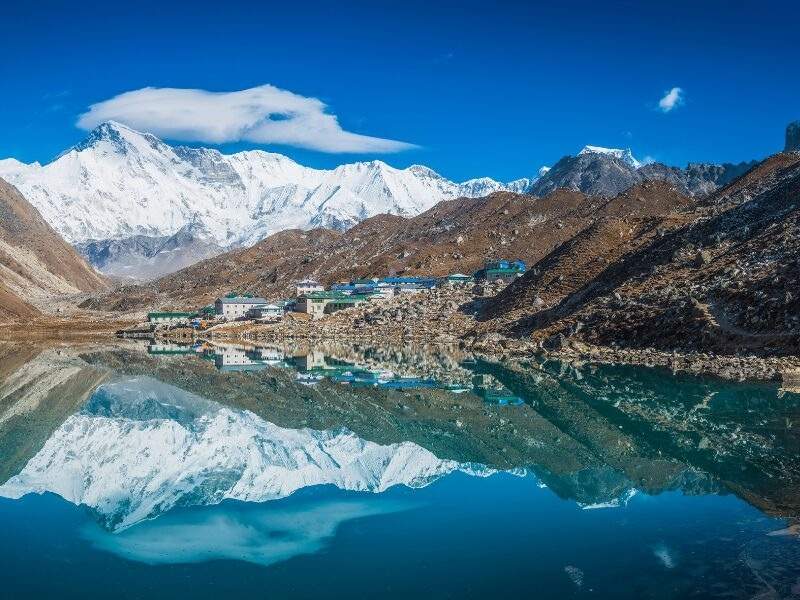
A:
[578,145,642,169]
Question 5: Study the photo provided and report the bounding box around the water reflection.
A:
[84,496,414,566]
[0,375,500,531]
[151,340,523,400]
[0,340,798,595]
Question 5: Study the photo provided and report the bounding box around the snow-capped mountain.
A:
[0,122,535,250]
[0,376,500,531]
[578,145,642,168]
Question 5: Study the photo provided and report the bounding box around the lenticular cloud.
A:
[77,84,416,153]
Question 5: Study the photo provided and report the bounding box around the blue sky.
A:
[2,0,798,182]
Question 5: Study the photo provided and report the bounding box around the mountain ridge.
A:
[0,121,532,248]
[85,180,693,312]
[0,121,760,283]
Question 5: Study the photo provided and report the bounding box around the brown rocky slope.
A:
[483,152,800,356]
[0,178,109,320]
[87,183,692,313]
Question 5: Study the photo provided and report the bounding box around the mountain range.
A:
[0,122,533,279]
[84,181,693,311]
[87,130,800,358]
[0,121,754,280]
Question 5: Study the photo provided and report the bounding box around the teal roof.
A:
[483,268,522,277]
[148,312,195,319]
[328,298,362,305]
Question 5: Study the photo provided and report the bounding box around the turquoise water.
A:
[0,342,798,599]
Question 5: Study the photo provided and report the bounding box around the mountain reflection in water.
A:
[0,374,501,531]
[0,341,798,598]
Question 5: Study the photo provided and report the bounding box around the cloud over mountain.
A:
[76,84,417,153]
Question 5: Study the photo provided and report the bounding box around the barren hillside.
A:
[483,153,800,356]
[0,178,109,320]
[86,184,693,313]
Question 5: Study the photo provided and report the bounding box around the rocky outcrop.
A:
[786,121,800,152]
[638,161,756,197]
[531,151,755,200]
[530,152,642,198]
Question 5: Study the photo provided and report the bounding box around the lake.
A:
[0,340,798,599]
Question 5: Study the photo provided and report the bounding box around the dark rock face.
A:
[531,153,755,199]
[530,153,640,198]
[786,121,800,152]
[77,235,166,268]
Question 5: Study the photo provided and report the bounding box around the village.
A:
[138,258,527,334]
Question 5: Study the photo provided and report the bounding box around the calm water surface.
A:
[0,341,798,599]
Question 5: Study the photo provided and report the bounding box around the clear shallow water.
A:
[0,341,798,599]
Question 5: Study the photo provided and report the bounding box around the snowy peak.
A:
[70,120,166,156]
[0,122,537,255]
[578,145,642,169]
[407,164,444,179]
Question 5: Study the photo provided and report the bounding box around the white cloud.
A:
[77,84,417,153]
[658,87,684,113]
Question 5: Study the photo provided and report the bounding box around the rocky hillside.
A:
[0,179,108,320]
[85,182,693,313]
[484,152,800,356]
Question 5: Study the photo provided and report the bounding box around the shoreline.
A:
[2,296,798,385]
[172,327,800,385]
